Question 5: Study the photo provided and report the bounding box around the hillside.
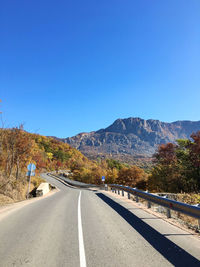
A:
[0,128,92,204]
[60,117,200,164]
[0,127,148,203]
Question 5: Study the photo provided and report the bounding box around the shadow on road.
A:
[96,193,200,266]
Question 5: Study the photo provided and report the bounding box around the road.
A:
[0,174,200,267]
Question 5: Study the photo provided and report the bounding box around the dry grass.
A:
[0,172,46,205]
[0,194,14,205]
[176,193,200,205]
[31,176,46,188]
[172,194,200,231]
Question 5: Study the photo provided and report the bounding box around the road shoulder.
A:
[0,188,59,222]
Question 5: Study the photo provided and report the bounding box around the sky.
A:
[1,0,200,138]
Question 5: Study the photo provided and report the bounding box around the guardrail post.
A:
[107,184,200,222]
[147,201,151,209]
[134,188,139,203]
[166,208,171,218]
[145,191,151,208]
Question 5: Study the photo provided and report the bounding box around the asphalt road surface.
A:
[0,173,200,267]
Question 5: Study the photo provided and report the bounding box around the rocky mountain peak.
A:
[60,117,200,164]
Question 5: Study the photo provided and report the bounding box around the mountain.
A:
[58,118,200,164]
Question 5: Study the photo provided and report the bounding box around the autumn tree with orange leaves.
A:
[116,165,147,189]
[148,131,200,193]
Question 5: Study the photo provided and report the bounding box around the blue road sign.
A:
[27,163,36,171]
[102,176,105,182]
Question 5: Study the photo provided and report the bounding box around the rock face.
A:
[60,118,200,163]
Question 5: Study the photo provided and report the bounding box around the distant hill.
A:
[57,117,200,164]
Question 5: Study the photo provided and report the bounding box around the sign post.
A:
[102,176,105,184]
[26,163,36,199]
[102,176,108,191]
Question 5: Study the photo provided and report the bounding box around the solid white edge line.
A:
[78,191,87,267]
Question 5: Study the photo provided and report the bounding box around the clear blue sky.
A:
[1,0,200,137]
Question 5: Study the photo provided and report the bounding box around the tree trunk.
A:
[16,158,20,180]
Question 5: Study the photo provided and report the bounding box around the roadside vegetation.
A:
[148,131,200,193]
[72,158,147,188]
[0,125,199,205]
[0,126,147,204]
[0,126,88,204]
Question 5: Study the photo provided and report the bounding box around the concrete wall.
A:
[36,183,50,197]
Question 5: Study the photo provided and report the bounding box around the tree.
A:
[14,128,34,179]
[55,160,62,173]
[187,132,200,191]
[154,143,177,165]
[106,159,123,170]
[148,143,181,192]
[148,135,200,193]
[106,168,118,184]
[117,166,147,189]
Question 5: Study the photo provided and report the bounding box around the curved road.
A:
[0,174,200,267]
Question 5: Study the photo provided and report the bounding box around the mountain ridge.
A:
[56,117,200,164]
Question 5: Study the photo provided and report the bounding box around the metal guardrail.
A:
[47,173,200,221]
[109,184,200,220]
[48,173,98,188]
